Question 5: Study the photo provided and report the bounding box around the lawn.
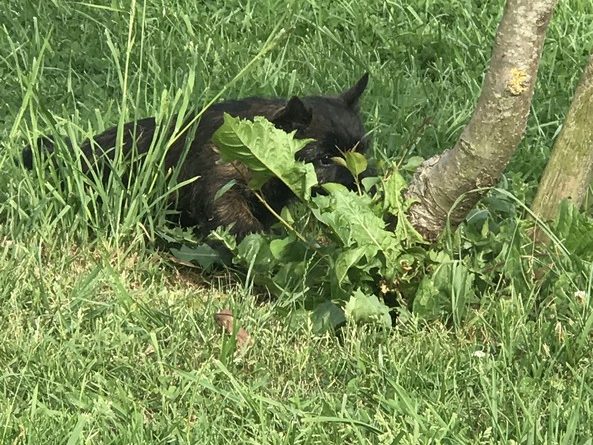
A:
[1,0,593,443]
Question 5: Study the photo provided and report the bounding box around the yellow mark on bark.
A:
[507,68,528,95]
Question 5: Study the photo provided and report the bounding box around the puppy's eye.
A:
[319,157,334,166]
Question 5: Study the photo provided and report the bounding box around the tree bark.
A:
[531,53,593,222]
[405,0,558,241]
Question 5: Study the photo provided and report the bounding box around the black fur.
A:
[23,74,370,238]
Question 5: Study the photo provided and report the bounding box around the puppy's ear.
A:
[340,73,369,108]
[271,96,312,132]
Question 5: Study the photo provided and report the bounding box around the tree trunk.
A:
[405,0,558,241]
[531,53,593,222]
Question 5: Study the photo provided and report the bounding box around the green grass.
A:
[2,0,593,443]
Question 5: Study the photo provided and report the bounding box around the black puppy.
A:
[23,74,370,238]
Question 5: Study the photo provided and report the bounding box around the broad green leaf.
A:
[446,261,475,324]
[401,155,424,173]
[428,250,451,263]
[382,170,408,213]
[361,176,381,193]
[212,113,318,201]
[236,233,274,271]
[273,261,307,291]
[312,183,395,250]
[344,289,391,328]
[331,151,368,177]
[344,151,368,177]
[269,236,294,260]
[208,227,238,252]
[170,244,225,270]
[280,206,295,224]
[413,260,475,322]
[382,170,425,244]
[157,226,200,245]
[311,301,347,334]
[334,245,377,286]
[330,156,348,168]
[413,274,444,319]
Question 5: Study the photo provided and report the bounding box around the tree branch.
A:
[531,52,593,222]
[405,0,559,241]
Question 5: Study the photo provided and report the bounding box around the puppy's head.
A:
[271,74,370,188]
